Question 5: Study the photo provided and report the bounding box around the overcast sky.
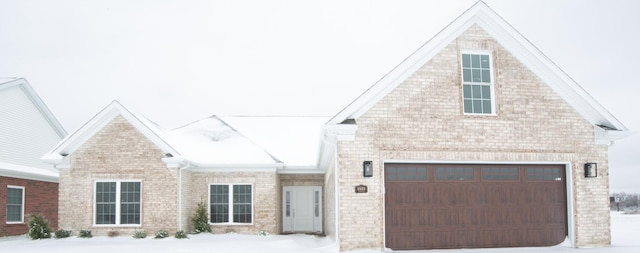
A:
[1,0,638,193]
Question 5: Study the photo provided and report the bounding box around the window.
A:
[209,184,252,224]
[462,53,494,114]
[6,186,24,223]
[386,166,427,181]
[95,181,141,225]
[526,168,562,181]
[436,167,474,181]
[482,167,519,181]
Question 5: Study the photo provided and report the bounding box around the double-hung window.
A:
[6,186,24,223]
[210,184,252,224]
[461,52,495,114]
[95,180,141,226]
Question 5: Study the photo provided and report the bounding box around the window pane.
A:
[471,54,481,68]
[96,182,116,224]
[464,99,473,113]
[417,168,427,180]
[482,70,491,83]
[314,191,320,217]
[526,168,561,181]
[463,85,472,99]
[472,85,482,98]
[481,55,490,68]
[462,54,471,68]
[463,69,472,82]
[482,100,492,114]
[387,167,397,181]
[472,69,481,82]
[473,100,482,113]
[482,86,491,99]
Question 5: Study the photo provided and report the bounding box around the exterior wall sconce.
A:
[363,161,373,177]
[584,163,597,178]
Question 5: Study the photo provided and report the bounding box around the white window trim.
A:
[93,180,142,227]
[6,185,25,224]
[208,183,254,226]
[460,50,497,116]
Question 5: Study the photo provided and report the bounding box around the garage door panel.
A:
[385,164,567,250]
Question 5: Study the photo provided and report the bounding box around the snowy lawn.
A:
[1,212,638,253]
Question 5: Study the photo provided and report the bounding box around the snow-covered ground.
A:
[1,212,638,253]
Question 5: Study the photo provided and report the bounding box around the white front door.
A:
[283,186,322,233]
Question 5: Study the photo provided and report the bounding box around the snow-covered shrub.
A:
[78,230,92,238]
[54,229,71,239]
[191,202,211,233]
[174,230,188,239]
[258,230,268,236]
[132,230,147,239]
[27,214,52,239]
[154,230,169,239]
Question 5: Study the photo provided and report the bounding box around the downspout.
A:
[333,141,340,245]
[177,162,191,231]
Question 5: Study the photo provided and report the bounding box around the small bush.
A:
[174,230,188,239]
[54,229,71,239]
[191,202,211,233]
[258,230,268,236]
[27,214,52,239]
[132,230,147,239]
[154,230,169,239]
[108,230,120,237]
[78,230,92,238]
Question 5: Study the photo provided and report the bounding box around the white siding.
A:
[0,85,63,169]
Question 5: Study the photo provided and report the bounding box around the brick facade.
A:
[334,25,610,250]
[60,115,178,236]
[0,176,58,237]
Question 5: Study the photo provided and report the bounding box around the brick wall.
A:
[336,24,609,250]
[60,115,178,236]
[0,176,58,237]
[189,170,279,235]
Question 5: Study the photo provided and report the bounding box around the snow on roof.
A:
[220,116,329,167]
[170,116,281,166]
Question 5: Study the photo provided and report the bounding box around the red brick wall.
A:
[0,176,58,237]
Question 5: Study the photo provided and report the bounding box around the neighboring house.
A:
[42,2,630,251]
[1,78,67,236]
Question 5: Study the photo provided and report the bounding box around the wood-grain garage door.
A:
[384,164,567,250]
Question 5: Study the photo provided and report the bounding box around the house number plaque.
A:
[355,185,368,193]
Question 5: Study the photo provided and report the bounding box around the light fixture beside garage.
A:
[363,161,373,177]
[584,163,597,178]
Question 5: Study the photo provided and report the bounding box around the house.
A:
[1,78,67,236]
[42,1,629,251]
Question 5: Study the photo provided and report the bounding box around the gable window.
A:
[6,186,24,223]
[95,181,141,225]
[461,53,494,114]
[209,184,252,224]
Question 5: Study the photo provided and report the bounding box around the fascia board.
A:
[0,162,59,183]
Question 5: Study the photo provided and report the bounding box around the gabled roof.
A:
[41,100,179,167]
[327,1,628,136]
[0,78,67,138]
[1,78,67,182]
[42,101,284,169]
[170,116,282,166]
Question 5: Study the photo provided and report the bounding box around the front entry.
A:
[283,186,322,233]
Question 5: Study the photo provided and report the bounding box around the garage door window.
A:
[387,167,427,181]
[436,167,473,181]
[482,167,518,181]
[526,167,562,181]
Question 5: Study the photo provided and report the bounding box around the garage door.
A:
[384,164,567,250]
